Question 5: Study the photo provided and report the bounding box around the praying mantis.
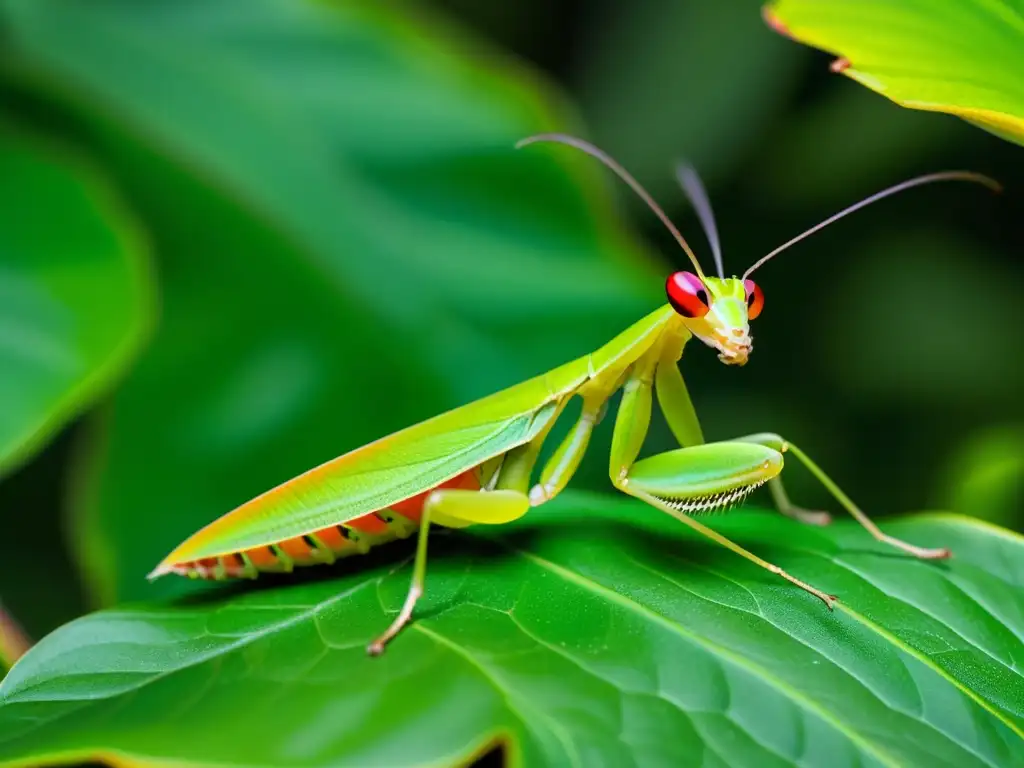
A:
[149,134,1000,655]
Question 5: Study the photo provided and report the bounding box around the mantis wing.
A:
[152,357,589,568]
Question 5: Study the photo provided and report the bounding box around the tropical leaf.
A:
[0,0,663,604]
[0,126,151,477]
[764,0,1024,146]
[0,493,1020,767]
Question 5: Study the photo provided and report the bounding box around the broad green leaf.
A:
[0,493,1021,767]
[0,127,151,477]
[764,0,1024,146]
[0,0,662,603]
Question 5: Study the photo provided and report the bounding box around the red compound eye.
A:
[744,278,764,320]
[666,271,710,318]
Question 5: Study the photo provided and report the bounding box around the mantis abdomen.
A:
[169,468,482,580]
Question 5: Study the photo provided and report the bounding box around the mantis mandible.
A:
[150,134,1000,655]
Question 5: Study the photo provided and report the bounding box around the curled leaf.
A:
[764,0,1024,146]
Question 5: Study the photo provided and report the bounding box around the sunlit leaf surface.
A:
[0,494,1020,767]
[765,0,1024,146]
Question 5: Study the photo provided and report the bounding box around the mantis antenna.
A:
[743,171,1002,279]
[516,133,707,278]
[676,163,725,278]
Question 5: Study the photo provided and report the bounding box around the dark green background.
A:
[0,0,1020,654]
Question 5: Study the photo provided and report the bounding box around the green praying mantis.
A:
[150,134,1000,655]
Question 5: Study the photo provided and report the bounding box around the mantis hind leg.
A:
[367,487,529,655]
[736,433,950,560]
[654,358,947,558]
[369,393,570,655]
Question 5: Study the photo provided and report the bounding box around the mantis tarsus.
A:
[150,134,1000,655]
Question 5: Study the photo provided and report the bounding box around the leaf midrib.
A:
[0,538,897,766]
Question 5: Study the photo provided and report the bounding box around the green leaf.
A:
[0,0,662,603]
[0,493,1020,767]
[764,0,1024,146]
[0,126,151,477]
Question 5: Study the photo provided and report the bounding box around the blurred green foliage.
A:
[0,126,151,477]
[0,0,667,608]
[0,0,1021,763]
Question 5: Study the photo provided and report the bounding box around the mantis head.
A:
[666,273,761,366]
[516,132,1000,368]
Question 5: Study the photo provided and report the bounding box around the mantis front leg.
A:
[610,350,839,607]
[658,348,833,527]
[655,346,818,522]
[612,353,949,610]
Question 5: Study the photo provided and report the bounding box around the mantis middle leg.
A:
[366,487,530,655]
[367,406,563,655]
[369,386,621,655]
